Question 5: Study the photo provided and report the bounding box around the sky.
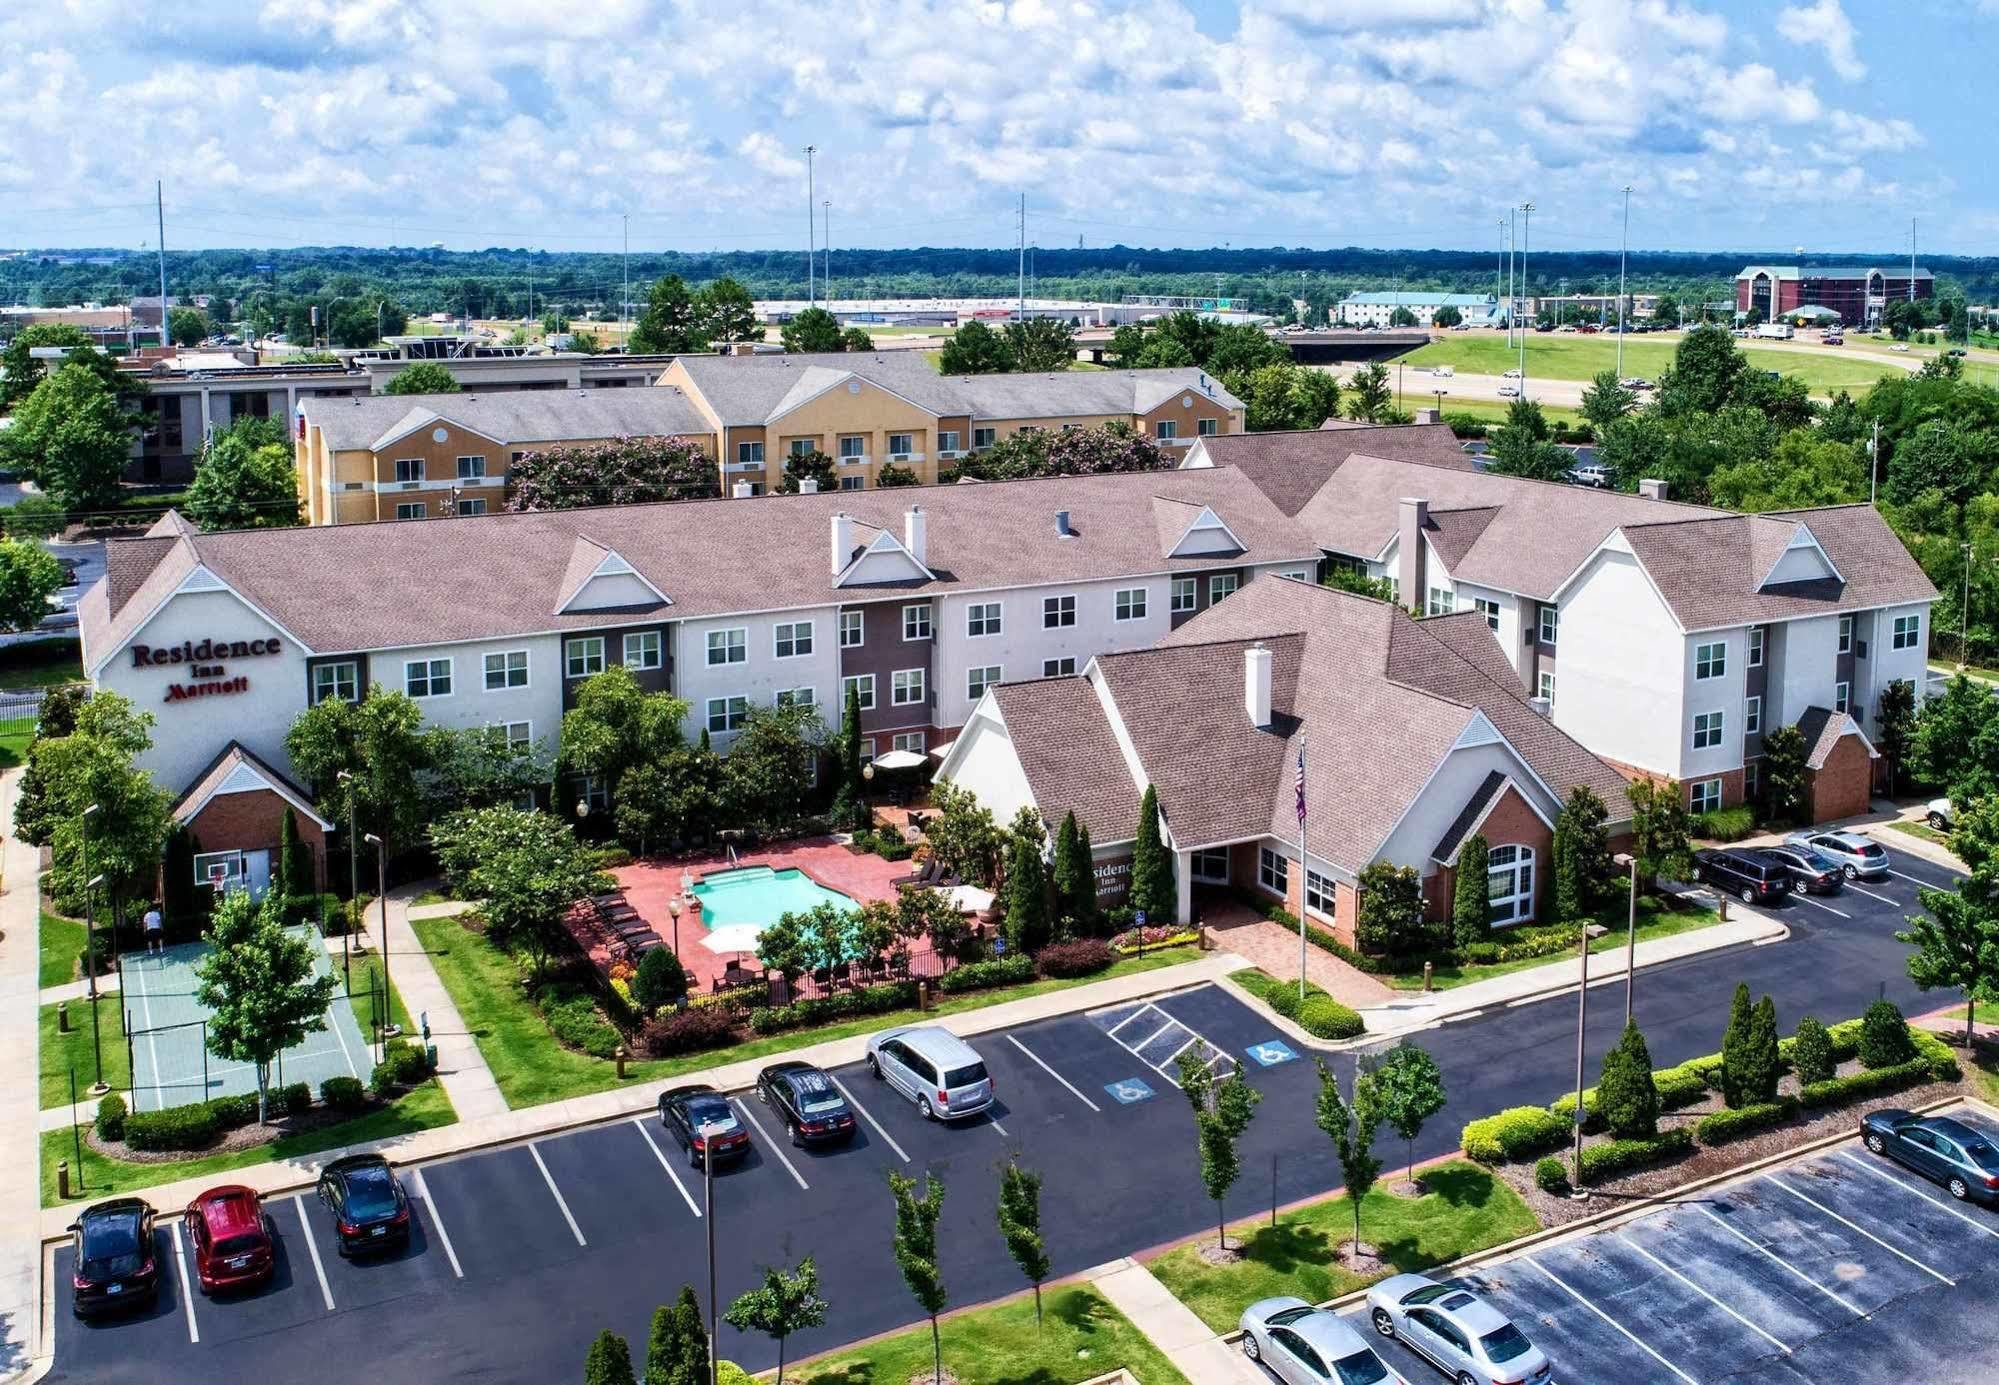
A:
[1,0,1993,259]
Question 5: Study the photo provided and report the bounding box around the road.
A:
[47,843,1964,1384]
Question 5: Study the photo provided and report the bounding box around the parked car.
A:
[183,1184,273,1293]
[1754,843,1845,895]
[1786,830,1889,880]
[1619,376,1650,389]
[756,1061,858,1146]
[68,1198,159,1318]
[866,1025,994,1121]
[315,1154,411,1256]
[1497,384,1520,398]
[1823,334,1844,346]
[1366,1274,1551,1385]
[659,1084,752,1167]
[1890,342,1910,352]
[1949,348,1968,358]
[1693,848,1790,905]
[1501,368,1523,379]
[1863,1109,1999,1204]
[1568,462,1609,488]
[1240,1296,1405,1385]
[1926,798,1954,831]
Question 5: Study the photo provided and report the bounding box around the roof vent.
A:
[732,482,753,498]
[798,478,819,494]
[1638,478,1669,500]
[1054,509,1073,538]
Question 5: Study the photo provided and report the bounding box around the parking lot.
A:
[1342,1103,1999,1384]
[1747,836,1962,934]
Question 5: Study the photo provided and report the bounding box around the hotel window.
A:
[580,775,611,813]
[395,502,426,520]
[1171,577,1197,613]
[1155,420,1178,441]
[1690,778,1722,815]
[841,674,875,711]
[1838,615,1853,654]
[1835,680,1850,713]
[838,435,866,460]
[1538,670,1556,701]
[773,621,814,659]
[839,611,864,647]
[1209,573,1240,603]
[1744,695,1762,735]
[1695,641,1726,680]
[1475,597,1501,632]
[1017,425,1040,436]
[707,628,747,666]
[892,731,926,755]
[404,657,452,699]
[1305,868,1337,918]
[1426,586,1454,617]
[1043,594,1076,629]
[938,430,961,454]
[1892,613,1921,650]
[1198,417,1219,436]
[903,604,932,641]
[624,631,662,670]
[565,636,606,679]
[1043,656,1076,677]
[1744,760,1760,801]
[788,438,815,459]
[973,427,997,450]
[1115,588,1147,621]
[706,696,750,734]
[736,441,764,466]
[967,601,1002,637]
[483,650,528,691]
[1258,846,1288,896]
[1747,626,1765,667]
[839,475,864,491]
[490,721,531,751]
[455,498,486,516]
[891,668,927,706]
[1191,847,1230,883]
[311,661,359,705]
[1692,710,1724,750]
[775,688,816,712]
[1538,604,1559,646]
[394,458,423,483]
[888,433,913,458]
[967,665,1001,701]
[1486,844,1535,925]
[456,455,486,481]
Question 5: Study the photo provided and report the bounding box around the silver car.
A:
[865,1025,993,1121]
[1239,1297,1404,1385]
[1785,830,1889,880]
[1366,1274,1551,1385]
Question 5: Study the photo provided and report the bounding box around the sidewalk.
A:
[0,773,44,1382]
[1088,1258,1258,1384]
[390,892,506,1121]
[1729,796,1966,875]
[37,976,115,1006]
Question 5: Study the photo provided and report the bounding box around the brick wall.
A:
[1810,736,1874,823]
[183,789,327,891]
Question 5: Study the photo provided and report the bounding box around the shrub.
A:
[1596,1021,1660,1139]
[321,1076,367,1112]
[1462,941,1503,964]
[370,1063,401,1098]
[1696,1099,1799,1146]
[590,846,634,869]
[207,1093,260,1130]
[280,1082,314,1118]
[936,954,1035,993]
[94,1093,127,1143]
[638,1005,739,1058]
[1691,806,1756,841]
[1858,1000,1916,1070]
[1798,1058,1931,1110]
[633,948,689,1014]
[374,1037,433,1088]
[1297,994,1366,1040]
[1577,1129,1693,1182]
[1653,1065,1710,1110]
[1913,1028,1963,1082]
[1789,1015,1836,1086]
[1461,1105,1570,1164]
[1034,938,1116,978]
[1549,1090,1604,1136]
[1534,1156,1571,1194]
[746,982,916,1035]
[1263,984,1302,1020]
[123,1103,221,1152]
[538,988,624,1059]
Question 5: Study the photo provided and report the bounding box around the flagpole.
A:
[1297,735,1308,1004]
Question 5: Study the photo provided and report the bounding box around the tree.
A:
[1204,323,1285,378]
[1552,786,1612,921]
[425,723,555,814]
[277,807,312,901]
[0,539,63,632]
[996,1160,1051,1324]
[382,362,460,395]
[1721,985,1780,1107]
[559,664,690,809]
[1367,1045,1446,1190]
[887,1171,949,1385]
[925,781,1004,887]
[1051,810,1097,934]
[1718,982,1754,1108]
[1042,421,1168,476]
[168,307,211,347]
[1387,306,1418,328]
[3,364,135,512]
[1486,398,1572,481]
[1230,361,1339,432]
[1649,293,1679,327]
[1876,678,1918,794]
[875,462,919,487]
[1355,861,1427,958]
[780,307,842,354]
[1003,810,1052,954]
[1903,870,1999,1049]
[584,1330,639,1385]
[1313,1058,1383,1259]
[1178,1046,1261,1251]
[15,690,173,923]
[1596,1020,1660,1138]
[1,323,91,411]
[1579,370,1638,433]
[696,277,758,344]
[633,946,689,1013]
[721,700,825,828]
[937,320,1013,375]
[506,436,718,511]
[723,1258,827,1384]
[1707,431,1866,513]
[185,416,302,531]
[1344,362,1393,422]
[1790,1014,1836,1085]
[777,448,835,495]
[1910,674,1999,804]
[285,686,434,860]
[837,327,875,353]
[1003,317,1076,374]
[1759,724,1811,827]
[1433,305,1463,328]
[194,890,339,1122]
[1130,785,1175,923]
[1325,564,1398,603]
[1451,831,1491,946]
[630,275,708,355]
[1656,325,1746,417]
[645,1287,710,1385]
[1626,778,1693,886]
[427,806,604,981]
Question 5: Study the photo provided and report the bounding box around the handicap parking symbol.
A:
[1105,1077,1156,1105]
[1246,1038,1297,1068]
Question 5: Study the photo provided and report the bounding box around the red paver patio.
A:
[1202,898,1394,1007]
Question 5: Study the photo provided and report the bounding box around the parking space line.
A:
[529,1142,588,1247]
[1890,868,1950,888]
[1793,894,1850,919]
[828,1075,910,1163]
[1105,1005,1154,1037]
[1846,881,1897,905]
[731,1098,809,1191]
[631,1117,703,1216]
[412,1168,463,1278]
[1134,1020,1179,1053]
[1521,1255,1697,1384]
[292,1194,335,1312]
[1771,1176,1955,1283]
[1835,1149,1999,1237]
[1620,1233,1790,1354]
[168,1219,199,1344]
[988,1116,1009,1137]
[1007,1035,1101,1112]
[1164,1033,1201,1065]
[1698,1206,1864,1316]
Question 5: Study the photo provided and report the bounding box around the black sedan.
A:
[659,1085,752,1168]
[1755,844,1844,895]
[316,1154,412,1256]
[68,1198,159,1318]
[756,1061,858,1147]
[1862,1110,1999,1204]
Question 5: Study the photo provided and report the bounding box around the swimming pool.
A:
[690,866,858,927]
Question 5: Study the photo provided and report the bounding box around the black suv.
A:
[316,1154,411,1257]
[68,1198,159,1318]
[1693,848,1789,905]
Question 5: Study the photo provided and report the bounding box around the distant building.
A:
[1337,292,1503,328]
[1735,265,1932,327]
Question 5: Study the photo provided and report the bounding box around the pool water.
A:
[690,866,858,926]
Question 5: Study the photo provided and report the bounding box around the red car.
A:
[183,1185,274,1293]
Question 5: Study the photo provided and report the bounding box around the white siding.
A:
[1373,737,1559,873]
[1773,613,1841,730]
[676,606,841,747]
[939,702,1036,826]
[1866,601,1931,718]
[1451,580,1530,686]
[1554,547,1684,777]
[387,633,564,746]
[1680,627,1747,782]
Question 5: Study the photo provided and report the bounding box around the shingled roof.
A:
[1186,423,1475,516]
[300,388,710,453]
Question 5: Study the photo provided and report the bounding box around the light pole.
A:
[1433,387,1447,418]
[702,1121,721,1385]
[668,896,682,960]
[621,213,629,340]
[1517,203,1534,387]
[81,803,101,999]
[1615,852,1638,1025]
[364,832,391,1047]
[1569,888,1591,1199]
[86,873,108,1095]
[337,769,356,986]
[804,146,818,307]
[1616,186,1632,379]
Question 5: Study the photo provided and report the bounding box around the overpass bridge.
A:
[1072,328,1429,365]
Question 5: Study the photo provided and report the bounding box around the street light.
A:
[86,872,108,1095]
[1616,186,1632,380]
[1614,851,1639,1025]
[668,896,682,958]
[1569,885,1591,1200]
[81,803,101,999]
[364,832,391,1049]
[336,770,356,986]
[701,1120,723,1385]
[1432,387,1448,417]
[1518,202,1535,387]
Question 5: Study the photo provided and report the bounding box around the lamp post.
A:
[81,803,101,999]
[804,146,818,307]
[701,1122,721,1385]
[1569,883,1591,1199]
[1615,851,1638,1025]
[668,896,682,958]
[1432,387,1447,417]
[1616,186,1632,379]
[336,769,356,986]
[1518,202,1535,387]
[86,873,108,1095]
[364,832,391,1045]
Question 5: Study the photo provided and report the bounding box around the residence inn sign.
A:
[128,635,285,703]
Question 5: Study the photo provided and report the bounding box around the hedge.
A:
[1551,1062,1707,1134]
[1798,1057,1932,1110]
[936,954,1035,993]
[1462,1105,1569,1164]
[1253,894,1592,976]
[321,1076,367,1111]
[538,987,624,1059]
[1035,938,1117,978]
[748,981,917,1036]
[1692,805,1756,842]
[1534,1156,1570,1193]
[279,1081,314,1118]
[1298,994,1366,1040]
[1577,1128,1693,1182]
[123,1103,221,1152]
[95,1093,127,1143]
[1696,1098,1799,1146]
[639,1006,739,1058]
[208,1093,261,1130]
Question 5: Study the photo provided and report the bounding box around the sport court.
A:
[121,929,375,1112]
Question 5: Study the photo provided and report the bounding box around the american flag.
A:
[1294,745,1307,824]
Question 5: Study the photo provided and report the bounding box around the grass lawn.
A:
[1930,659,1999,683]
[0,637,83,690]
[39,910,90,989]
[1886,819,1954,848]
[41,1081,455,1206]
[413,912,1204,1109]
[1423,394,1584,430]
[1148,1161,1539,1335]
[40,996,132,1108]
[337,948,417,1040]
[0,716,35,769]
[1397,334,1904,394]
[1383,899,1722,992]
[794,1284,1188,1385]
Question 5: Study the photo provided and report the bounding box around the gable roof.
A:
[172,741,333,831]
[1187,423,1475,516]
[1796,706,1878,770]
[300,388,710,453]
[988,677,1140,845]
[1430,770,1552,865]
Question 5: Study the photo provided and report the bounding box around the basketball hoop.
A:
[208,863,230,895]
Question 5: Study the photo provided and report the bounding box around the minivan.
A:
[866,1026,994,1121]
[1693,848,1789,905]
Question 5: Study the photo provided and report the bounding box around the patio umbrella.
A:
[870,748,927,772]
[927,739,956,759]
[700,922,764,956]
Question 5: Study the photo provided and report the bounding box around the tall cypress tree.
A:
[1131,785,1176,924]
[1073,823,1099,935]
[1451,831,1491,946]
[1719,982,1753,1107]
[1004,827,1051,955]
[1051,811,1098,935]
[1596,1020,1660,1138]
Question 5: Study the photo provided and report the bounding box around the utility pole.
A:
[1496,218,1506,338]
[805,146,818,307]
[822,200,832,301]
[1518,202,1535,387]
[1017,193,1027,322]
[1617,186,1632,378]
[155,181,169,349]
[1910,217,1917,304]
[621,213,629,341]
[1506,210,1516,350]
[1870,420,1880,505]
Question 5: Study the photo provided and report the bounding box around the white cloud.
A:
[1777,0,1865,80]
[736,132,804,179]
